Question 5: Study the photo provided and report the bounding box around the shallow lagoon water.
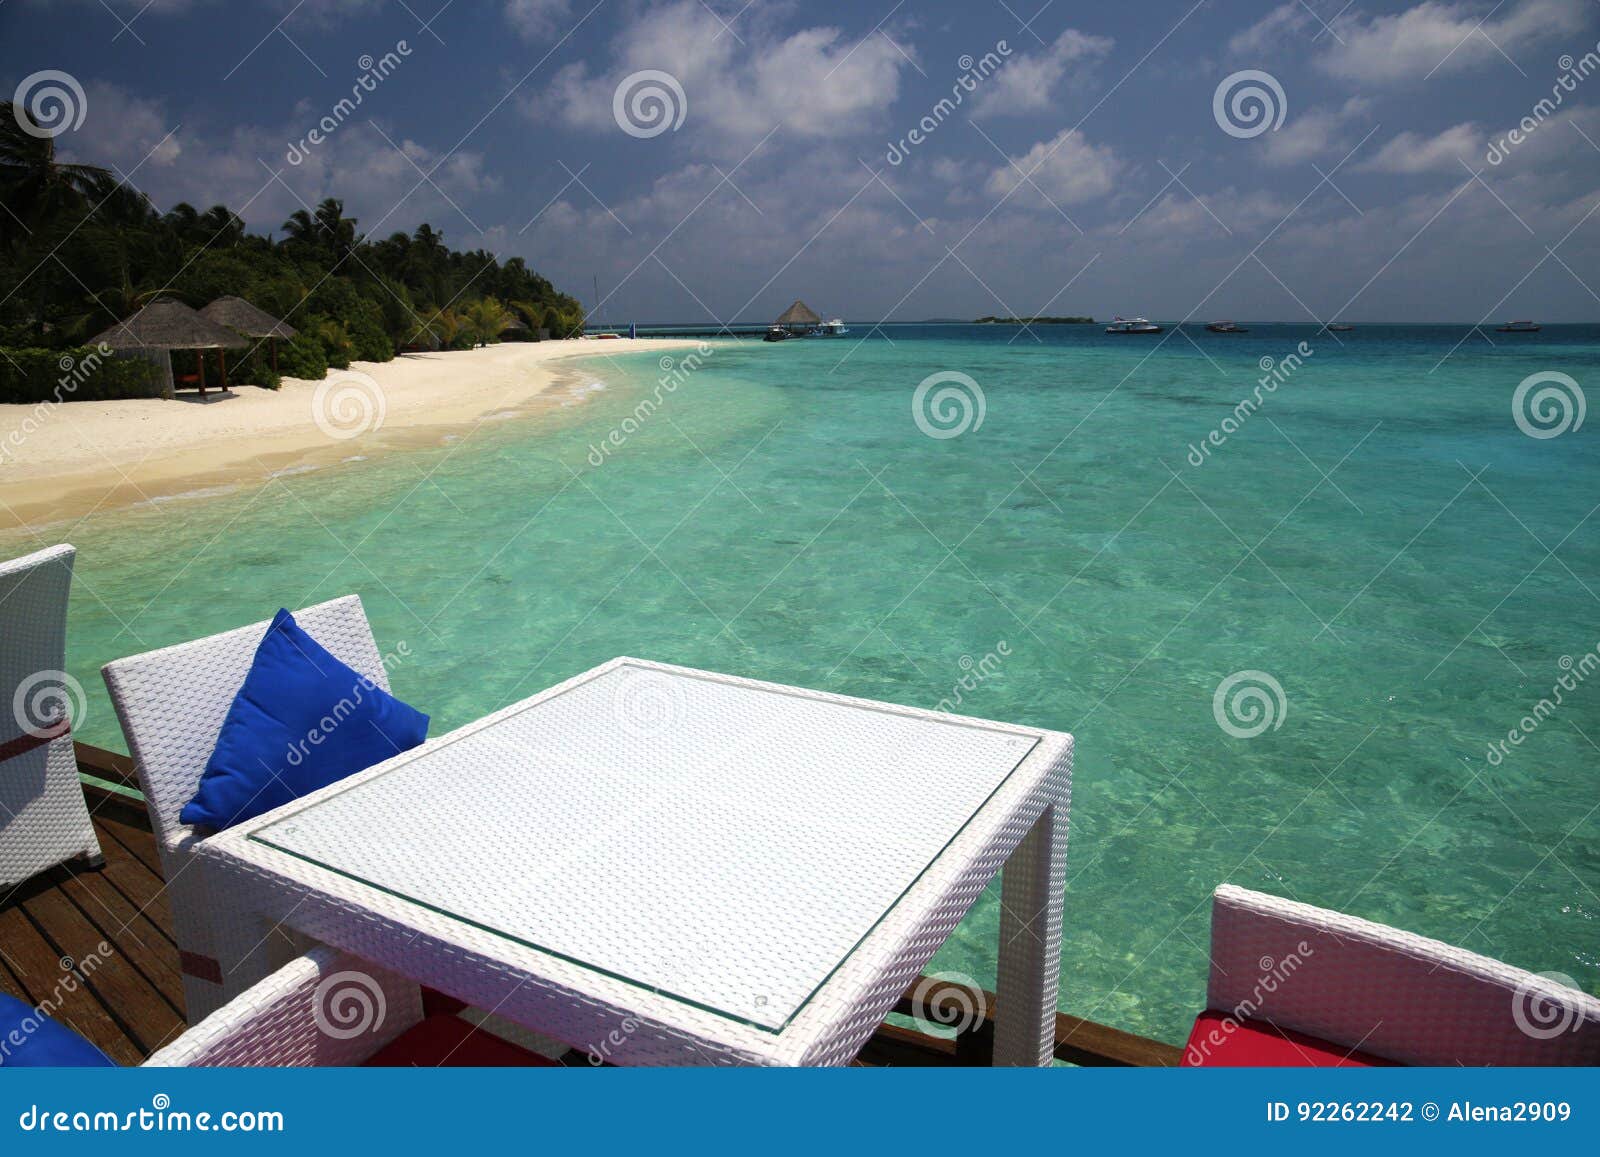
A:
[28,323,1600,1043]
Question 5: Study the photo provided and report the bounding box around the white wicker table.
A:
[197,658,1073,1066]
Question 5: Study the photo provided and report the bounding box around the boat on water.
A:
[1205,321,1248,333]
[1496,320,1541,333]
[1327,323,1354,332]
[763,325,791,343]
[1106,316,1162,334]
[818,318,849,336]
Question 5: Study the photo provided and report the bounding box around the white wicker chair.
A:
[144,944,423,1066]
[0,544,102,890]
[101,595,395,1020]
[1205,883,1600,1065]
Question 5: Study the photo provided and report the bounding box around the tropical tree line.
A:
[0,101,587,388]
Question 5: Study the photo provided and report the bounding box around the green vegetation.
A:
[975,316,1094,325]
[0,345,161,403]
[0,101,586,397]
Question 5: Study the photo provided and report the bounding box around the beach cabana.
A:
[199,296,298,372]
[499,316,532,342]
[774,299,821,335]
[91,299,248,400]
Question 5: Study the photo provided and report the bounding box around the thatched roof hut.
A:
[199,296,298,340]
[774,300,822,328]
[91,299,248,399]
[92,299,250,351]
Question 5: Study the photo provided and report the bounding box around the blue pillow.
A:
[182,609,428,830]
[0,993,116,1067]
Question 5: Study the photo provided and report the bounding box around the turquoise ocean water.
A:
[20,323,1600,1044]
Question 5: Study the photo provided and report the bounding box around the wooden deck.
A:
[0,744,1181,1067]
[0,791,186,1064]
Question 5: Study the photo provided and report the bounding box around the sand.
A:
[0,338,709,531]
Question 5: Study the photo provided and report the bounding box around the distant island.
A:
[975,316,1094,325]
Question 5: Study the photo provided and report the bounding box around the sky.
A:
[5,0,1600,323]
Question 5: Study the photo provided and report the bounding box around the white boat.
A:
[1105,316,1161,334]
[819,318,849,335]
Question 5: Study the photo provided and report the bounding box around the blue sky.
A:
[5,0,1600,322]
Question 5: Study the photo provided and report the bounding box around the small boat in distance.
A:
[1106,316,1162,334]
[819,318,849,336]
[1205,321,1248,333]
[1327,323,1354,332]
[1496,320,1541,333]
[763,325,791,343]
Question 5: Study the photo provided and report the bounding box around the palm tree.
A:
[0,100,112,244]
[198,204,245,246]
[281,208,318,249]
[464,297,509,348]
[314,197,358,260]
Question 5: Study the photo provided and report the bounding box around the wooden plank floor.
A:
[0,795,187,1064]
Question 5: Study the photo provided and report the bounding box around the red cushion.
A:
[363,1015,557,1067]
[1181,1010,1395,1067]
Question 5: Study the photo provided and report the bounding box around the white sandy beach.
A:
[0,339,708,530]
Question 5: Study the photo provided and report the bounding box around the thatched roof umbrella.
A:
[199,296,298,372]
[92,299,249,399]
[774,300,822,331]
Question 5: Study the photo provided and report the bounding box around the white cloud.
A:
[532,0,911,147]
[1318,0,1589,84]
[505,0,572,40]
[1228,2,1319,56]
[969,28,1114,117]
[55,84,493,237]
[1359,122,1482,173]
[1259,96,1372,167]
[984,128,1124,205]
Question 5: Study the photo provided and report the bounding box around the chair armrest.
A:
[1205,884,1600,1066]
[144,945,422,1067]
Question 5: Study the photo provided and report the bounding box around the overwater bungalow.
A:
[772,299,823,337]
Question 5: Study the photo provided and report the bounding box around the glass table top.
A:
[251,663,1038,1031]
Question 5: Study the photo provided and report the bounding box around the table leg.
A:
[211,907,298,1007]
[993,796,1067,1066]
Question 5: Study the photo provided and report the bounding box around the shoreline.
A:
[0,339,712,531]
